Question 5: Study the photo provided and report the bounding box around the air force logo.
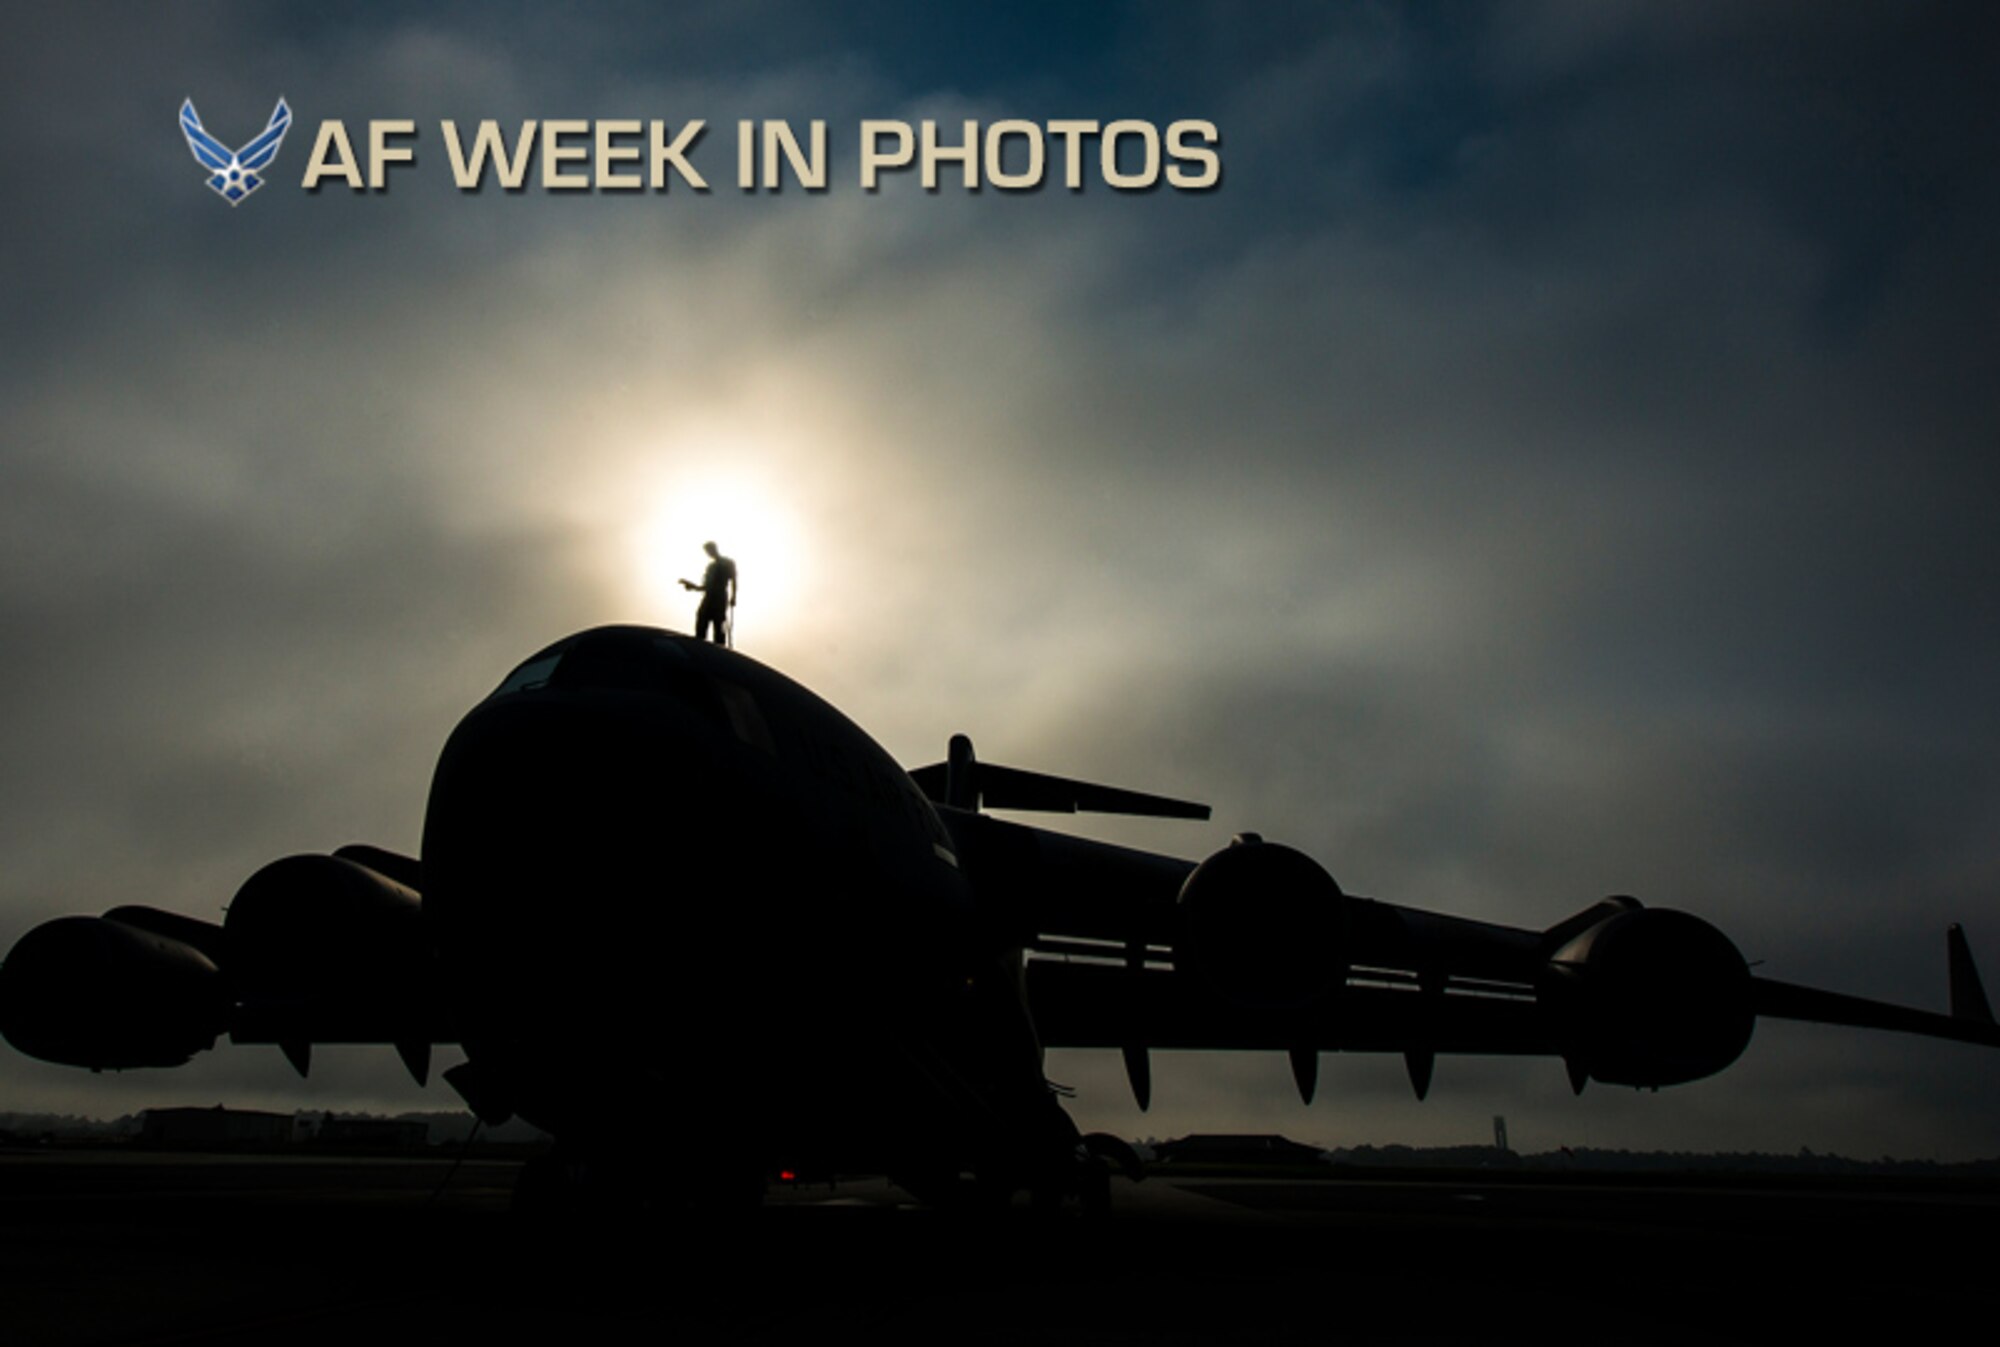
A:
[179,98,291,204]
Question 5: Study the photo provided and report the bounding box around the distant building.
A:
[1153,1134,1327,1167]
[140,1106,291,1148]
[311,1116,429,1148]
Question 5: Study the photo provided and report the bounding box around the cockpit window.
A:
[549,631,692,692]
[492,630,717,713]
[496,652,563,694]
[489,629,775,755]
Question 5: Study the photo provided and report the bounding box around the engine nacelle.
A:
[1176,835,1348,1011]
[1540,906,1754,1088]
[0,915,227,1068]
[225,853,429,1039]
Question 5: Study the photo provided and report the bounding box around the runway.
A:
[4,1151,1994,1344]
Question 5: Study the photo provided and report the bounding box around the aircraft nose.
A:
[421,693,805,1026]
[431,696,737,893]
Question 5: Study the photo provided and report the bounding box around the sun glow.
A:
[634,472,809,643]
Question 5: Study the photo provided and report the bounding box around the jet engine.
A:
[1175,835,1348,1011]
[0,851,440,1079]
[0,913,227,1069]
[223,852,432,1048]
[1539,905,1754,1088]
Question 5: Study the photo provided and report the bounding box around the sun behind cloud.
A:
[634,470,808,643]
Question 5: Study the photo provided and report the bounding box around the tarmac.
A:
[3,1149,1995,1344]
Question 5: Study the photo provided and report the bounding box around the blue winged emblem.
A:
[180,98,292,205]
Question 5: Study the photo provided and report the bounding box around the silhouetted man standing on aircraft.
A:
[681,541,738,645]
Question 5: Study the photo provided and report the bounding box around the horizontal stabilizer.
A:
[911,759,1209,819]
[970,762,1211,818]
[911,734,1209,819]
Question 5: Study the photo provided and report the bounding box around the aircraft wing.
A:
[934,796,2000,1107]
[0,845,451,1085]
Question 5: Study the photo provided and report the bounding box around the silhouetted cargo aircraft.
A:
[2,626,1995,1207]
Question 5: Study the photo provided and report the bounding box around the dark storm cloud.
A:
[2,3,1997,1154]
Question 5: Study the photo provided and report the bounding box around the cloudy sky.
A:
[4,3,1998,1159]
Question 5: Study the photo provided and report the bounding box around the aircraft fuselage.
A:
[421,626,1059,1186]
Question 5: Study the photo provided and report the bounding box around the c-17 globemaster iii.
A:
[1,625,1993,1208]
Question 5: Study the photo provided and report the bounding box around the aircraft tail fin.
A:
[909,734,1210,819]
[1949,924,1993,1024]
